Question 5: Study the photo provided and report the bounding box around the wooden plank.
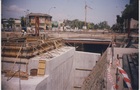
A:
[6,71,28,80]
[74,86,81,88]
[38,69,45,75]
[64,40,110,45]
[38,63,45,69]
[37,60,46,76]
[75,68,92,71]
[2,57,28,64]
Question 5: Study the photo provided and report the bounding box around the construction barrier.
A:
[107,58,133,90]
[117,66,133,90]
[116,59,133,90]
[107,58,116,90]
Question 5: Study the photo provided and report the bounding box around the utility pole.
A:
[84,1,92,30]
[35,16,39,36]
[24,9,29,29]
[48,7,56,30]
[85,1,87,29]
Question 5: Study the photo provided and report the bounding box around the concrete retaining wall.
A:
[73,51,101,89]
[81,50,107,90]
[107,47,138,61]
[2,47,101,90]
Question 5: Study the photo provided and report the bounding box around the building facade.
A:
[2,18,21,31]
[14,19,21,31]
[124,18,138,31]
[27,13,52,30]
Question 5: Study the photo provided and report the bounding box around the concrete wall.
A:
[81,50,107,90]
[81,47,138,90]
[73,51,101,90]
[2,47,75,90]
[2,47,101,90]
[107,47,138,63]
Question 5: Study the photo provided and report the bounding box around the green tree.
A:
[8,18,14,28]
[64,19,95,30]
[116,15,124,33]
[94,24,98,29]
[121,0,138,36]
[88,23,94,29]
[2,18,7,29]
[21,16,26,27]
[52,21,58,28]
[122,0,138,20]
[97,21,110,29]
[111,24,119,32]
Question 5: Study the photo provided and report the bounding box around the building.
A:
[27,13,52,30]
[130,18,138,30]
[1,18,21,31]
[14,19,21,31]
[1,19,9,29]
[123,18,138,33]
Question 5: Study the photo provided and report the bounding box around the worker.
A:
[21,30,26,36]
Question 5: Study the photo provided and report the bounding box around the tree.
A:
[111,24,119,32]
[116,15,124,33]
[122,0,138,20]
[88,23,94,29]
[121,0,138,36]
[94,24,98,29]
[8,18,14,28]
[63,19,112,30]
[2,18,7,29]
[52,21,58,28]
[21,16,26,27]
[97,21,110,30]
[64,19,85,29]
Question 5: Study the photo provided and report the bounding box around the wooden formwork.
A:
[2,36,64,80]
[2,37,64,59]
[5,71,29,80]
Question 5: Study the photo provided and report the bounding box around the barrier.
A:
[107,58,132,90]
[117,66,133,90]
[107,58,115,90]
[116,59,133,90]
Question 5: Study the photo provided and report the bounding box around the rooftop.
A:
[28,13,52,18]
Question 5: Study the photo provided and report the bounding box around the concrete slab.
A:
[2,75,49,90]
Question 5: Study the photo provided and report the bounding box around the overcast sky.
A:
[2,0,129,26]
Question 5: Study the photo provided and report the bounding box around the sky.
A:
[2,0,129,26]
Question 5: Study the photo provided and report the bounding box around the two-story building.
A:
[26,13,52,30]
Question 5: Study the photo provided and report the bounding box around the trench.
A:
[66,43,109,54]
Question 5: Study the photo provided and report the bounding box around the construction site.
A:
[1,0,139,89]
[1,26,139,90]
